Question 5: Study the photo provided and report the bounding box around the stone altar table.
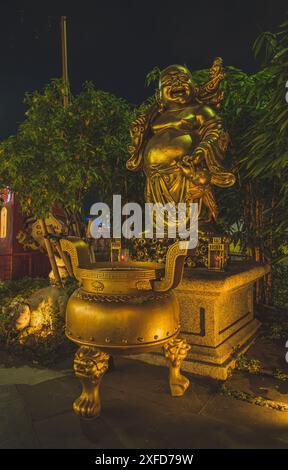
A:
[131,261,269,380]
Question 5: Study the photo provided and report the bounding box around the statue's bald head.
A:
[159,65,192,84]
[159,64,195,107]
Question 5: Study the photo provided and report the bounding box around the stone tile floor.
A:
[0,344,288,449]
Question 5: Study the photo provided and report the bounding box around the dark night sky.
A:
[0,1,287,139]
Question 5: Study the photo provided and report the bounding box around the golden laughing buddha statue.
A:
[127,58,236,225]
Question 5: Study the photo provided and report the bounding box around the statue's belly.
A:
[144,130,193,169]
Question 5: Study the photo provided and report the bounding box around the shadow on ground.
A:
[0,351,288,449]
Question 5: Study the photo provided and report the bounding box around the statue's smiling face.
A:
[160,67,193,106]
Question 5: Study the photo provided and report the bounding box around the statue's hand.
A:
[129,115,146,147]
[177,155,195,178]
[128,145,136,156]
[182,155,194,166]
[191,168,211,187]
[190,148,205,166]
[178,150,206,178]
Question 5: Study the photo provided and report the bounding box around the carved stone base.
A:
[129,262,270,380]
[73,346,109,419]
[163,338,191,396]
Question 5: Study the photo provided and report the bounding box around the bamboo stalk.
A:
[55,240,74,277]
[40,219,62,287]
[244,183,253,259]
[263,184,276,305]
[253,184,262,303]
[88,240,96,263]
[50,226,74,277]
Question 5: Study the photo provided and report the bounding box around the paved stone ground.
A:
[0,346,288,449]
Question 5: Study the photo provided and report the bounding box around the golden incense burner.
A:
[61,237,191,418]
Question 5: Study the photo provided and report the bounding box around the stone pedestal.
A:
[131,262,269,380]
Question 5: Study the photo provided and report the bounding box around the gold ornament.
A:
[73,346,109,418]
[163,338,191,396]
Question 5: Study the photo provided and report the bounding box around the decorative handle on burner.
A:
[60,237,92,279]
[153,241,190,292]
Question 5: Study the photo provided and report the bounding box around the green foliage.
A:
[262,319,288,341]
[145,67,161,87]
[273,369,288,381]
[216,67,277,255]
[4,303,69,366]
[64,82,135,206]
[220,384,288,411]
[0,278,49,350]
[272,264,288,308]
[239,21,288,253]
[0,80,137,222]
[0,80,67,218]
[235,354,262,374]
[0,277,49,309]
[258,302,288,341]
[0,277,76,366]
